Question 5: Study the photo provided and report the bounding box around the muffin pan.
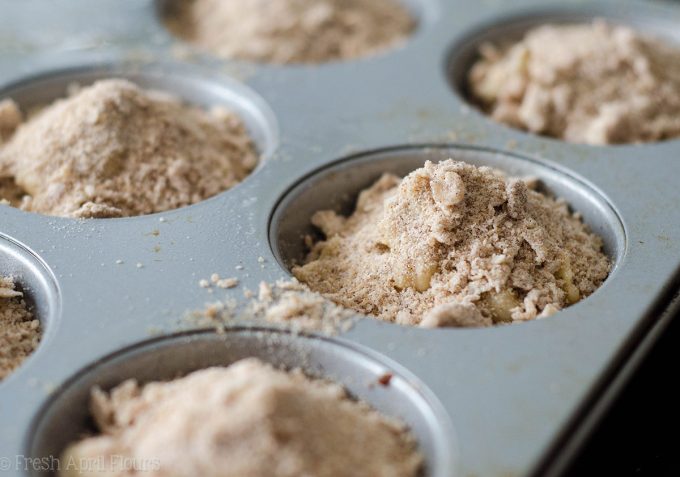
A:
[2,0,680,476]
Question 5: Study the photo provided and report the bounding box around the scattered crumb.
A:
[199,273,240,290]
[258,281,273,302]
[216,277,238,289]
[378,373,393,387]
[189,279,355,335]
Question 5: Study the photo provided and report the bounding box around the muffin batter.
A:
[294,160,610,327]
[164,0,415,64]
[60,358,422,477]
[0,276,40,380]
[0,79,258,218]
[468,21,680,144]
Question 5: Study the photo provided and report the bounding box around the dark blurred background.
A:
[564,311,680,476]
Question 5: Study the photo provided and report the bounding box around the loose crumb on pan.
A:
[211,273,239,289]
[467,20,680,145]
[59,358,423,477]
[190,279,355,335]
[163,0,416,64]
[0,79,258,218]
[0,276,41,380]
[200,274,240,290]
[293,160,610,327]
[217,277,239,289]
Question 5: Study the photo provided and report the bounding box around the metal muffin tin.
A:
[2,0,680,476]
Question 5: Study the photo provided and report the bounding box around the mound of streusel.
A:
[468,21,680,144]
[164,0,415,64]
[60,358,422,477]
[294,160,610,327]
[0,79,257,218]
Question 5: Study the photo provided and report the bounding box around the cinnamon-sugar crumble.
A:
[60,358,423,477]
[468,21,680,144]
[0,79,258,218]
[191,279,355,335]
[0,276,41,379]
[293,160,610,327]
[164,0,415,64]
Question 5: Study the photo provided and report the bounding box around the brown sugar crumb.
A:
[164,0,416,64]
[190,279,355,335]
[378,373,393,387]
[0,79,258,218]
[251,280,355,334]
[216,277,239,289]
[60,358,423,477]
[467,20,680,145]
[293,160,610,327]
[200,274,240,290]
[0,100,25,206]
[0,276,41,380]
[0,99,21,143]
[0,176,24,208]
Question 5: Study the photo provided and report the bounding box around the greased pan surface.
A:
[1,1,680,476]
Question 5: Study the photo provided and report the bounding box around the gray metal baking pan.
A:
[1,0,680,476]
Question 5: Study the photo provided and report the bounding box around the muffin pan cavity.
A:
[0,233,60,382]
[446,6,680,144]
[0,65,278,158]
[0,64,279,219]
[27,329,457,477]
[155,0,436,64]
[270,144,624,290]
